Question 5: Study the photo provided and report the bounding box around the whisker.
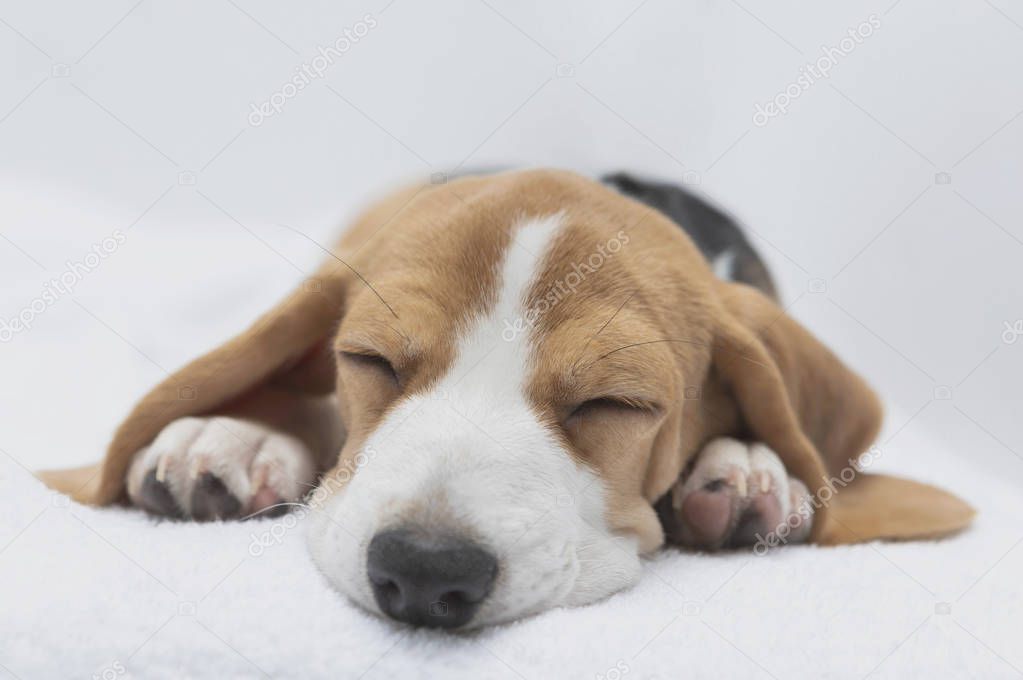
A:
[571,290,637,376]
[275,223,400,320]
[385,322,413,348]
[240,501,310,521]
[576,337,770,375]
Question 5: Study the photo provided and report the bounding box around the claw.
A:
[188,455,205,480]
[728,468,747,498]
[250,464,267,492]
[155,454,169,483]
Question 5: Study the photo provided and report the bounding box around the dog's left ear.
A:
[36,263,349,506]
[709,282,974,544]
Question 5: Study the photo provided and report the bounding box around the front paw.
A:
[661,438,813,550]
[125,416,315,521]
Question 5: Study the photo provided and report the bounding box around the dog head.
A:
[294,169,861,627]
[46,169,975,629]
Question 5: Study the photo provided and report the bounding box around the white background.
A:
[1,1,1021,677]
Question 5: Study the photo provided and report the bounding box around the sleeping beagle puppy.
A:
[39,169,974,629]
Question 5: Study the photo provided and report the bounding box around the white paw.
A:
[661,438,813,549]
[125,416,314,520]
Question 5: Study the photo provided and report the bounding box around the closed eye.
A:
[338,350,400,386]
[566,396,658,422]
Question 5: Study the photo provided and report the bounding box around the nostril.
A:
[437,588,486,613]
[443,590,469,605]
[366,528,498,629]
[369,575,402,607]
[370,575,400,597]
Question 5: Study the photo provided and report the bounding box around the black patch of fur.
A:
[602,172,778,301]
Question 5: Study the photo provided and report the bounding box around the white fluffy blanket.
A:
[3,412,1020,679]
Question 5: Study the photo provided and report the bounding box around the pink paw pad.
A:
[680,486,734,546]
[662,438,815,551]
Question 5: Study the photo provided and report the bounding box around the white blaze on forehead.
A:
[447,212,565,389]
[308,212,641,627]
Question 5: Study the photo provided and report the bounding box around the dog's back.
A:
[601,172,778,301]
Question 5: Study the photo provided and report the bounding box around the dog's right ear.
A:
[36,265,350,505]
[707,281,974,544]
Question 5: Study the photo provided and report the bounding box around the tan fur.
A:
[37,169,974,548]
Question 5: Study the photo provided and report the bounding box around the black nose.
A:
[367,528,498,629]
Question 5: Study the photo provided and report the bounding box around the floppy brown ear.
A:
[36,266,349,505]
[709,282,974,544]
[818,473,975,544]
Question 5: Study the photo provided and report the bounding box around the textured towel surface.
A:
[2,416,1021,679]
